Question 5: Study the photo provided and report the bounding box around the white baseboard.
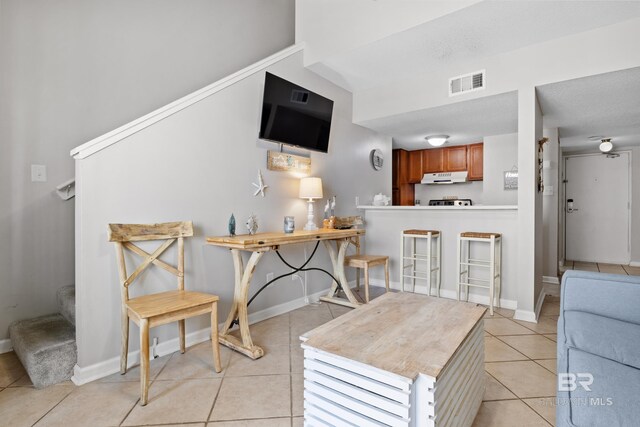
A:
[543,282,560,297]
[0,338,13,354]
[513,309,537,323]
[72,288,329,386]
[368,279,518,310]
[534,289,546,319]
[542,276,560,285]
[630,261,640,267]
[513,279,560,323]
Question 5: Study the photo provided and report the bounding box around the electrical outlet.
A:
[266,272,274,282]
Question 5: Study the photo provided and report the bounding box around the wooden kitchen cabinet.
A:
[392,149,414,206]
[393,184,415,206]
[407,150,424,183]
[467,143,484,181]
[422,148,444,174]
[392,149,409,185]
[444,146,467,172]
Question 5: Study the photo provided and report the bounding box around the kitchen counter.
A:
[358,205,517,210]
[359,206,519,309]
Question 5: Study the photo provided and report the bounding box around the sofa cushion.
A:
[565,347,640,427]
[562,311,640,371]
[562,271,640,324]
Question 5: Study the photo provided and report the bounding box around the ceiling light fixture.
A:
[425,135,449,147]
[599,138,613,153]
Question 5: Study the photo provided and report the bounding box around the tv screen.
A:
[259,72,334,153]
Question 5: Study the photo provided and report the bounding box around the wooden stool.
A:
[344,237,389,303]
[401,230,441,296]
[457,232,502,315]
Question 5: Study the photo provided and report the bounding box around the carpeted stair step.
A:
[57,285,76,326]
[9,314,76,388]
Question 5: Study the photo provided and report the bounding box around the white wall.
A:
[74,50,391,371]
[354,16,640,125]
[0,0,295,343]
[632,147,640,265]
[296,0,479,66]
[414,181,483,205]
[483,133,519,206]
[541,128,559,279]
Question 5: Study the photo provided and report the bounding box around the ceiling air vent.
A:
[290,89,309,104]
[449,70,485,97]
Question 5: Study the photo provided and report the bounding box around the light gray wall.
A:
[541,128,559,278]
[0,0,295,342]
[632,146,640,264]
[483,133,518,206]
[414,181,483,205]
[74,50,392,368]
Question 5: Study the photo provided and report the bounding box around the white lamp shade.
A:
[299,177,323,199]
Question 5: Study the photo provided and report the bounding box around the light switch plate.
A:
[543,185,554,196]
[31,164,47,182]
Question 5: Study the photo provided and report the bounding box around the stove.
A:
[428,199,473,206]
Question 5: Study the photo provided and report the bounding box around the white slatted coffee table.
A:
[301,292,486,427]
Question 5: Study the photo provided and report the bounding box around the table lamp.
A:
[299,177,323,230]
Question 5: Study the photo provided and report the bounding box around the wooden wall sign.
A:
[267,150,311,173]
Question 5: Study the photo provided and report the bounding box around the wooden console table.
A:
[206,228,365,359]
[301,292,486,426]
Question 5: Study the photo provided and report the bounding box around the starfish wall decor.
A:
[252,169,268,197]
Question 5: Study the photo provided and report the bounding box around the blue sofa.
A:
[557,270,640,426]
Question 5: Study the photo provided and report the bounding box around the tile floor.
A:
[561,261,640,276]
[0,289,560,427]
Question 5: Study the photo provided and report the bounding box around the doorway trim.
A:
[561,150,632,265]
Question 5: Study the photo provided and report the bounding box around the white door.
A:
[565,153,630,264]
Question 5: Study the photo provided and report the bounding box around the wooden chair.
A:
[344,236,389,303]
[108,221,221,405]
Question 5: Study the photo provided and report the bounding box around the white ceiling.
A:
[360,91,517,150]
[307,1,640,151]
[315,1,640,91]
[537,67,640,151]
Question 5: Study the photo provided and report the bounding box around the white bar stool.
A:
[401,229,441,296]
[456,232,502,315]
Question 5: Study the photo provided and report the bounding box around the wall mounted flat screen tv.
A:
[259,72,334,153]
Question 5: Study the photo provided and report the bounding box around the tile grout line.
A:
[29,386,75,427]
[483,314,558,423]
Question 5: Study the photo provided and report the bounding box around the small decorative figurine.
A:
[246,214,258,235]
[330,196,336,217]
[228,213,236,236]
[324,200,330,219]
[252,169,268,197]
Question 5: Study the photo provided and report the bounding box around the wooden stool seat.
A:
[460,232,501,239]
[344,237,389,303]
[126,290,219,322]
[344,254,388,267]
[404,229,440,235]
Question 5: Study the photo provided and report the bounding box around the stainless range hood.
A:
[421,171,468,184]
